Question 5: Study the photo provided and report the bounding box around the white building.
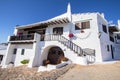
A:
[108,20,120,60]
[0,43,7,66]
[2,4,120,69]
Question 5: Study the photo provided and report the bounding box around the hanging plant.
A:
[68,33,74,38]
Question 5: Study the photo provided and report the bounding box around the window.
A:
[75,21,90,30]
[21,49,25,55]
[75,22,81,30]
[110,36,114,42]
[117,34,120,39]
[107,45,109,52]
[81,21,90,29]
[102,25,107,33]
[13,48,17,54]
[53,27,63,35]
[0,55,3,61]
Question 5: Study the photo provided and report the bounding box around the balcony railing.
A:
[9,34,34,41]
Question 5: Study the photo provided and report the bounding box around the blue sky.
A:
[0,0,120,43]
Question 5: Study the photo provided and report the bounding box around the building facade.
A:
[109,20,120,60]
[2,4,120,68]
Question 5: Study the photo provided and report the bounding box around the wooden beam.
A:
[63,19,67,23]
[46,22,50,25]
[55,20,60,24]
[59,20,64,24]
[51,21,57,25]
[66,18,70,22]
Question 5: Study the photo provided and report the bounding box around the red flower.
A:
[68,33,74,38]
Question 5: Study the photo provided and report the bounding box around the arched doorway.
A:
[42,46,67,66]
[47,46,64,64]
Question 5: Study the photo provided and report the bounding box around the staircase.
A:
[42,34,96,64]
[44,34,88,56]
[58,36,84,56]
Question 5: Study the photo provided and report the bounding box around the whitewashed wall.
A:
[113,44,120,59]
[71,13,103,62]
[2,43,15,68]
[46,23,71,39]
[113,32,120,59]
[13,44,33,66]
[97,14,112,61]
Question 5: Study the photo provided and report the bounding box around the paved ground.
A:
[57,61,120,80]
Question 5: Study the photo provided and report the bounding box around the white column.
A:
[28,33,40,67]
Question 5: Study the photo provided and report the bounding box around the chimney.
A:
[67,3,72,22]
[118,20,120,28]
[101,13,104,18]
[118,20,120,30]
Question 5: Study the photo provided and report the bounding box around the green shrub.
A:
[21,59,29,64]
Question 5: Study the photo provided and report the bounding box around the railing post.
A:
[76,46,78,53]
[50,34,51,41]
